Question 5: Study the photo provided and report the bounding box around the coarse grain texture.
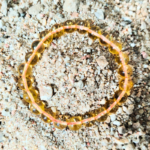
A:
[0,0,150,149]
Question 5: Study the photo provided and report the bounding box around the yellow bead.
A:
[18,77,33,90]
[106,99,118,115]
[39,30,53,47]
[29,88,39,99]
[18,63,32,76]
[53,115,67,130]
[88,26,101,40]
[51,24,64,38]
[114,90,128,105]
[76,19,87,34]
[23,91,31,103]
[84,19,93,28]
[68,116,82,131]
[94,107,108,122]
[99,33,110,47]
[41,114,51,123]
[118,65,133,78]
[109,41,122,54]
[31,40,45,53]
[119,79,133,95]
[115,52,129,65]
[83,112,95,127]
[63,20,76,33]
[25,52,39,66]
[30,100,45,115]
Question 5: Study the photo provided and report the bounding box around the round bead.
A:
[18,77,33,90]
[88,26,101,40]
[63,20,76,33]
[76,19,87,34]
[41,114,51,123]
[106,99,119,115]
[83,112,95,127]
[94,107,108,122]
[119,79,133,95]
[115,52,129,65]
[109,41,122,54]
[51,24,64,38]
[18,63,32,77]
[30,100,45,115]
[114,90,128,105]
[118,65,133,78]
[23,92,31,103]
[84,19,93,28]
[29,88,39,99]
[25,52,39,66]
[39,30,53,47]
[68,116,82,131]
[31,40,45,53]
[99,33,110,47]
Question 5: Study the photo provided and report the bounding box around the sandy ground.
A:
[0,0,150,150]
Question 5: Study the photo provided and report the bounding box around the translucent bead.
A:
[99,33,110,47]
[63,20,76,33]
[30,100,45,115]
[119,79,133,95]
[39,30,53,47]
[94,107,108,122]
[88,26,101,40]
[29,88,39,99]
[106,99,119,115]
[68,116,82,131]
[53,115,67,130]
[109,41,122,54]
[76,19,87,34]
[83,112,95,127]
[25,52,39,66]
[18,63,32,77]
[51,24,64,38]
[84,19,93,28]
[114,90,128,106]
[115,52,129,65]
[118,65,133,78]
[31,40,45,53]
[23,91,31,103]
[41,107,56,123]
[18,77,33,90]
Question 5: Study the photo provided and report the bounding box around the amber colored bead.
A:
[25,52,39,66]
[63,20,76,33]
[106,99,119,115]
[83,112,95,127]
[84,19,93,28]
[41,114,51,123]
[119,79,133,95]
[94,107,108,122]
[76,19,87,34]
[53,115,67,130]
[18,77,33,90]
[114,90,128,105]
[88,26,101,40]
[115,52,129,65]
[109,41,122,54]
[31,40,45,53]
[23,91,31,103]
[99,33,111,47]
[51,24,64,38]
[18,63,32,76]
[39,30,53,47]
[29,88,39,99]
[118,65,133,78]
[68,116,82,131]
[30,100,45,115]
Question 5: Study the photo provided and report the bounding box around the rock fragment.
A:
[96,56,108,69]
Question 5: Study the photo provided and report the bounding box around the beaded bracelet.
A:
[17,19,133,131]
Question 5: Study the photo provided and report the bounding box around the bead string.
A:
[18,21,132,129]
